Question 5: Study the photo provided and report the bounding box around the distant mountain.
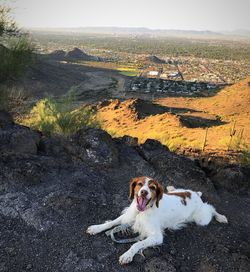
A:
[49,47,102,61]
[68,27,224,37]
[65,48,94,61]
[222,29,250,37]
[29,27,250,39]
[143,55,166,64]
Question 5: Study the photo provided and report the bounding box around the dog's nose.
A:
[141,189,148,197]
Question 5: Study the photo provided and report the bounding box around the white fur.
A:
[138,178,152,200]
[87,186,228,265]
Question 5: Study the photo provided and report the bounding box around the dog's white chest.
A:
[132,209,159,238]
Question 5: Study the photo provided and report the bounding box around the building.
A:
[148,71,159,77]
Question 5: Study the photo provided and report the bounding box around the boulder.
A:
[0,110,13,128]
[0,114,40,154]
[72,127,119,167]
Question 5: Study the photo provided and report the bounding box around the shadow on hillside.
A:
[133,99,200,119]
[132,99,227,128]
[12,56,123,100]
[180,115,227,128]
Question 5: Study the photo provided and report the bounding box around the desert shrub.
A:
[23,94,99,135]
[0,36,34,81]
[0,85,27,115]
[0,5,18,37]
[239,145,250,166]
[0,4,34,82]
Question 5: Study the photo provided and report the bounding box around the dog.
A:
[87,176,228,264]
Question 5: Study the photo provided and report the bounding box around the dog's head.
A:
[129,176,164,211]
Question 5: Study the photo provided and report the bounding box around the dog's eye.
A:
[137,182,143,187]
[149,186,156,190]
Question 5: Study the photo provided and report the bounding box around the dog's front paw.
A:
[86,225,102,235]
[119,251,134,265]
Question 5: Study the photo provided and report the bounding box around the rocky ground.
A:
[0,110,249,272]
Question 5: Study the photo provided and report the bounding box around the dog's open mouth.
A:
[136,196,151,212]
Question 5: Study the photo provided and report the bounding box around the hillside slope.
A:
[97,78,250,152]
[157,76,250,116]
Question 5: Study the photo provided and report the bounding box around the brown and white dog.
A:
[87,176,228,264]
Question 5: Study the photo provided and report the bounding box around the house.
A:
[148,71,159,77]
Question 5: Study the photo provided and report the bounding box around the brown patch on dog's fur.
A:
[167,191,191,205]
[129,177,146,200]
[148,180,164,208]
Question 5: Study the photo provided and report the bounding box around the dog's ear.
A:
[129,178,137,200]
[155,181,164,208]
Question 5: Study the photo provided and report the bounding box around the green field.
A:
[118,70,138,77]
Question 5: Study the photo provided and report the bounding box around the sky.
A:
[5,0,250,31]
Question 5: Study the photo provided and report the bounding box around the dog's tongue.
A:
[137,196,148,211]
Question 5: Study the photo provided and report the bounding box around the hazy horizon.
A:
[24,26,250,34]
[6,0,250,32]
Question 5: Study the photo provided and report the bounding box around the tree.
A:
[0,3,33,82]
[0,4,18,38]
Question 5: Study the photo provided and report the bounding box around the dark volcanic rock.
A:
[118,135,138,147]
[211,166,250,194]
[0,112,249,272]
[72,127,119,167]
[0,118,41,154]
[0,110,14,128]
[145,256,176,272]
[139,139,216,199]
[39,135,80,163]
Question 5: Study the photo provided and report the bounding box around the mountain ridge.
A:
[27,26,250,38]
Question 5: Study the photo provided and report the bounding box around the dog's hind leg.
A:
[194,203,228,226]
[193,203,214,226]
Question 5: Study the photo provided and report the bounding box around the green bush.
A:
[0,35,34,81]
[23,94,100,136]
[0,5,34,82]
[0,5,18,36]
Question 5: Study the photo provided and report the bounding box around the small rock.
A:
[26,264,32,270]
[145,257,176,272]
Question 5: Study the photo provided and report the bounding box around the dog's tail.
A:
[213,210,228,224]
